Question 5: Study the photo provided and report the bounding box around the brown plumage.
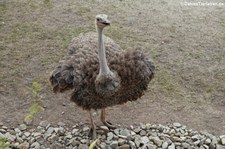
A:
[50,14,155,138]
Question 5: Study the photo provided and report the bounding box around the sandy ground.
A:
[0,0,225,136]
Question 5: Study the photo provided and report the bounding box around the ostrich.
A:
[50,14,155,138]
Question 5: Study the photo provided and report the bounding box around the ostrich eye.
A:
[97,18,101,21]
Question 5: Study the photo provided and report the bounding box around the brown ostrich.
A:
[50,14,155,138]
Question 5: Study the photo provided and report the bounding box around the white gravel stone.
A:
[5,132,16,141]
[221,138,225,145]
[120,129,130,137]
[150,136,163,147]
[107,132,114,141]
[46,127,54,134]
[58,122,65,127]
[19,124,27,131]
[110,141,118,148]
[173,122,182,128]
[100,126,109,132]
[162,141,169,148]
[39,120,49,128]
[19,141,30,149]
[31,142,40,149]
[141,136,149,144]
[168,143,175,149]
[24,132,30,137]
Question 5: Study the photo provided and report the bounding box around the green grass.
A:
[0,138,10,149]
[24,81,44,122]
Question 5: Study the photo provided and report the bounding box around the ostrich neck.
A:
[97,27,111,75]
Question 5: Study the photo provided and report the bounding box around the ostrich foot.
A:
[102,120,116,129]
[88,110,97,139]
[89,127,97,139]
[100,108,116,129]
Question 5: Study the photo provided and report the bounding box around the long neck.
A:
[97,27,110,75]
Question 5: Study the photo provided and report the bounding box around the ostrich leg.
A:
[88,111,96,139]
[100,108,116,129]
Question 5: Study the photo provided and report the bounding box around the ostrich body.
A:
[50,14,155,138]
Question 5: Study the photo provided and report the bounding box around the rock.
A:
[128,141,136,149]
[193,140,201,146]
[16,136,23,143]
[140,130,147,136]
[205,138,211,145]
[39,120,49,128]
[141,136,149,144]
[110,141,118,148]
[146,144,157,149]
[2,126,7,129]
[15,128,22,134]
[78,144,88,149]
[209,143,216,149]
[48,134,58,142]
[57,127,65,136]
[150,136,163,147]
[0,132,5,138]
[134,127,141,134]
[168,143,175,149]
[47,127,54,134]
[107,132,114,141]
[221,138,225,145]
[72,128,79,135]
[145,123,151,129]
[82,126,90,132]
[33,132,42,137]
[50,143,63,149]
[203,144,209,149]
[135,136,142,147]
[24,132,30,137]
[5,132,16,141]
[120,129,130,137]
[31,142,40,149]
[169,129,176,135]
[100,126,109,132]
[118,144,130,149]
[217,144,225,149]
[19,141,30,149]
[0,129,6,133]
[118,138,126,145]
[114,128,120,135]
[192,134,200,141]
[182,142,190,148]
[173,122,182,128]
[80,139,88,144]
[130,131,136,136]
[58,122,65,127]
[70,138,79,146]
[162,141,169,148]
[19,124,27,131]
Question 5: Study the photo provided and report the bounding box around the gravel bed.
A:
[0,121,224,149]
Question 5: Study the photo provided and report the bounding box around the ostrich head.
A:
[95,14,121,97]
[95,14,111,29]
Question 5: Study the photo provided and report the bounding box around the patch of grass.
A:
[152,69,182,98]
[24,81,44,123]
[0,138,10,149]
[76,7,91,15]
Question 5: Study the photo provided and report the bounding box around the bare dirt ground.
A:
[1,0,225,136]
